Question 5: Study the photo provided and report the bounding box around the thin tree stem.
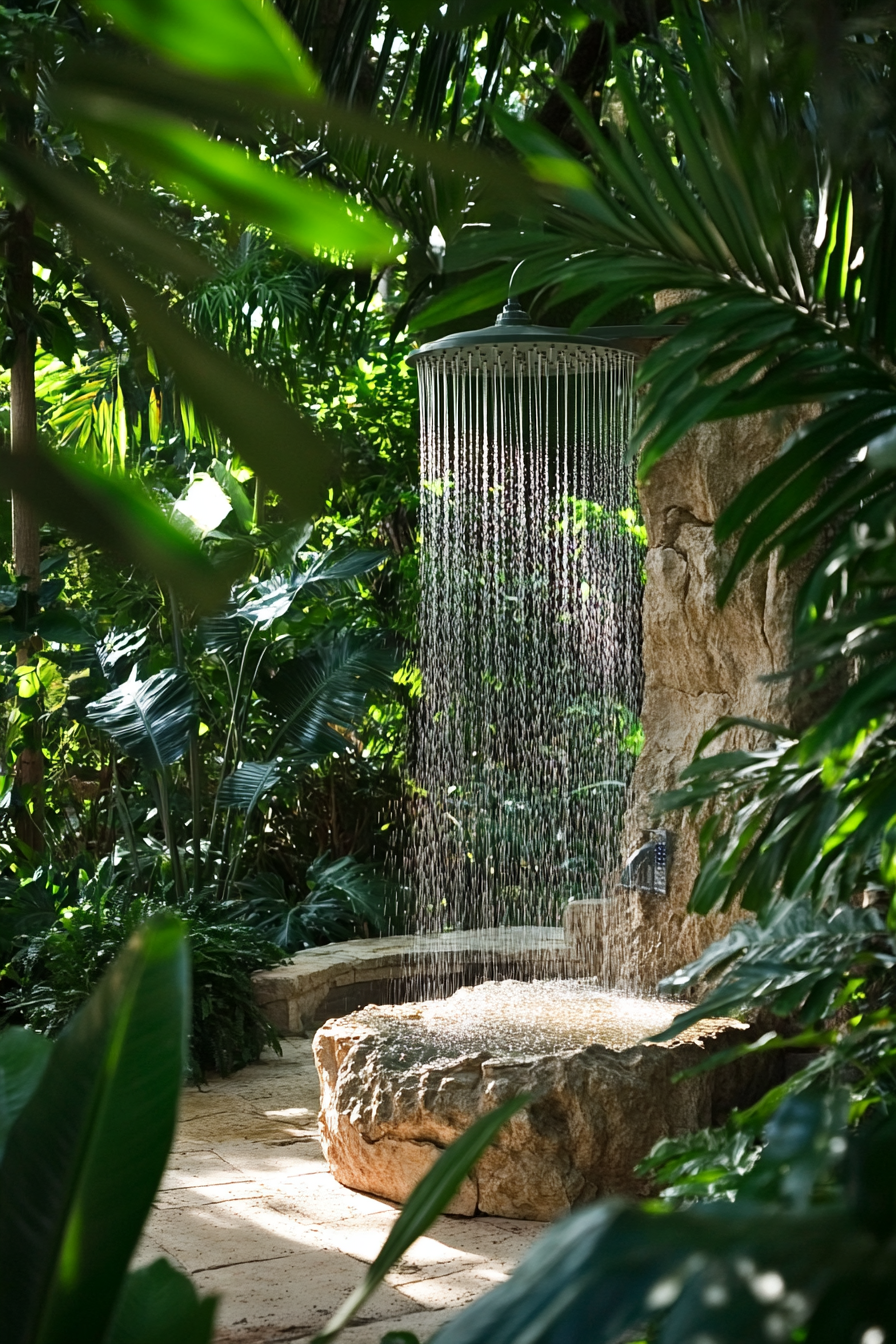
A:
[168,587,202,895]
[7,103,45,851]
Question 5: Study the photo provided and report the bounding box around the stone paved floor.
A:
[134,1038,542,1344]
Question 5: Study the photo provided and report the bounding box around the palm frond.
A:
[266,631,400,754]
[86,668,197,769]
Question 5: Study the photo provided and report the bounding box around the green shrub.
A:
[0,863,286,1081]
[188,917,283,1079]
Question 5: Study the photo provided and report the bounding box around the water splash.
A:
[352,980,741,1068]
[408,339,643,994]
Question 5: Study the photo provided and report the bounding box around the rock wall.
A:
[612,330,820,988]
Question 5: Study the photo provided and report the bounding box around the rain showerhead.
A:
[406,300,675,368]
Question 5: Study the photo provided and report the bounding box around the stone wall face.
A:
[616,399,815,989]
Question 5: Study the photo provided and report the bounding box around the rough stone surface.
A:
[608,295,822,985]
[314,982,781,1222]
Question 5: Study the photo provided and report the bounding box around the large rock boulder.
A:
[314,980,779,1221]
[614,403,814,987]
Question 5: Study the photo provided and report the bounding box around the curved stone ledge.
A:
[252,928,569,1035]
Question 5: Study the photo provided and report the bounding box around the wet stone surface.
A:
[350,979,727,1062]
[315,979,781,1221]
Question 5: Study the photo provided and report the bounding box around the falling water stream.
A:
[407,332,644,998]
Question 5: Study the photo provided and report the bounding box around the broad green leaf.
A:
[87,668,197,770]
[306,854,391,931]
[0,914,190,1344]
[89,0,320,96]
[57,54,539,218]
[312,1095,528,1343]
[35,612,95,645]
[0,1030,53,1165]
[428,1197,866,1344]
[196,606,244,655]
[80,255,336,525]
[106,1258,217,1344]
[216,759,282,813]
[409,266,517,333]
[0,451,233,611]
[232,874,368,950]
[266,632,400,755]
[69,104,397,264]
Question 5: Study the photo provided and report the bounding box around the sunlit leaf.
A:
[87,667,197,770]
[67,103,397,264]
[88,0,320,96]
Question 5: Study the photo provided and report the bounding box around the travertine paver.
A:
[135,1037,541,1344]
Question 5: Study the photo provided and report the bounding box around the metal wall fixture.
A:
[620,828,670,897]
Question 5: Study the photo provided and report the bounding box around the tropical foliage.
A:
[0,0,435,1064]
[7,0,896,1340]
[407,3,896,1341]
[0,917,522,1343]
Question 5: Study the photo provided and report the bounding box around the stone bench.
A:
[252,927,572,1035]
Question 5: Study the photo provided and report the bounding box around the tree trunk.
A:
[9,209,40,588]
[7,190,45,851]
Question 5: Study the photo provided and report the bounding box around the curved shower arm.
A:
[508,260,526,300]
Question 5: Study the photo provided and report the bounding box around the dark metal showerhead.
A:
[406,301,676,365]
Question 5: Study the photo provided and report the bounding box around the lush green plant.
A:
[429,1092,896,1344]
[433,0,896,1118]
[0,541,405,884]
[233,851,394,951]
[0,861,286,1080]
[0,913,524,1343]
[0,913,206,1342]
[369,3,896,1341]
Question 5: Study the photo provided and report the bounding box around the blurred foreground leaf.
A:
[106,1257,216,1344]
[89,0,320,96]
[0,914,193,1344]
[0,1030,53,1164]
[69,104,397,265]
[83,256,337,524]
[0,451,233,611]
